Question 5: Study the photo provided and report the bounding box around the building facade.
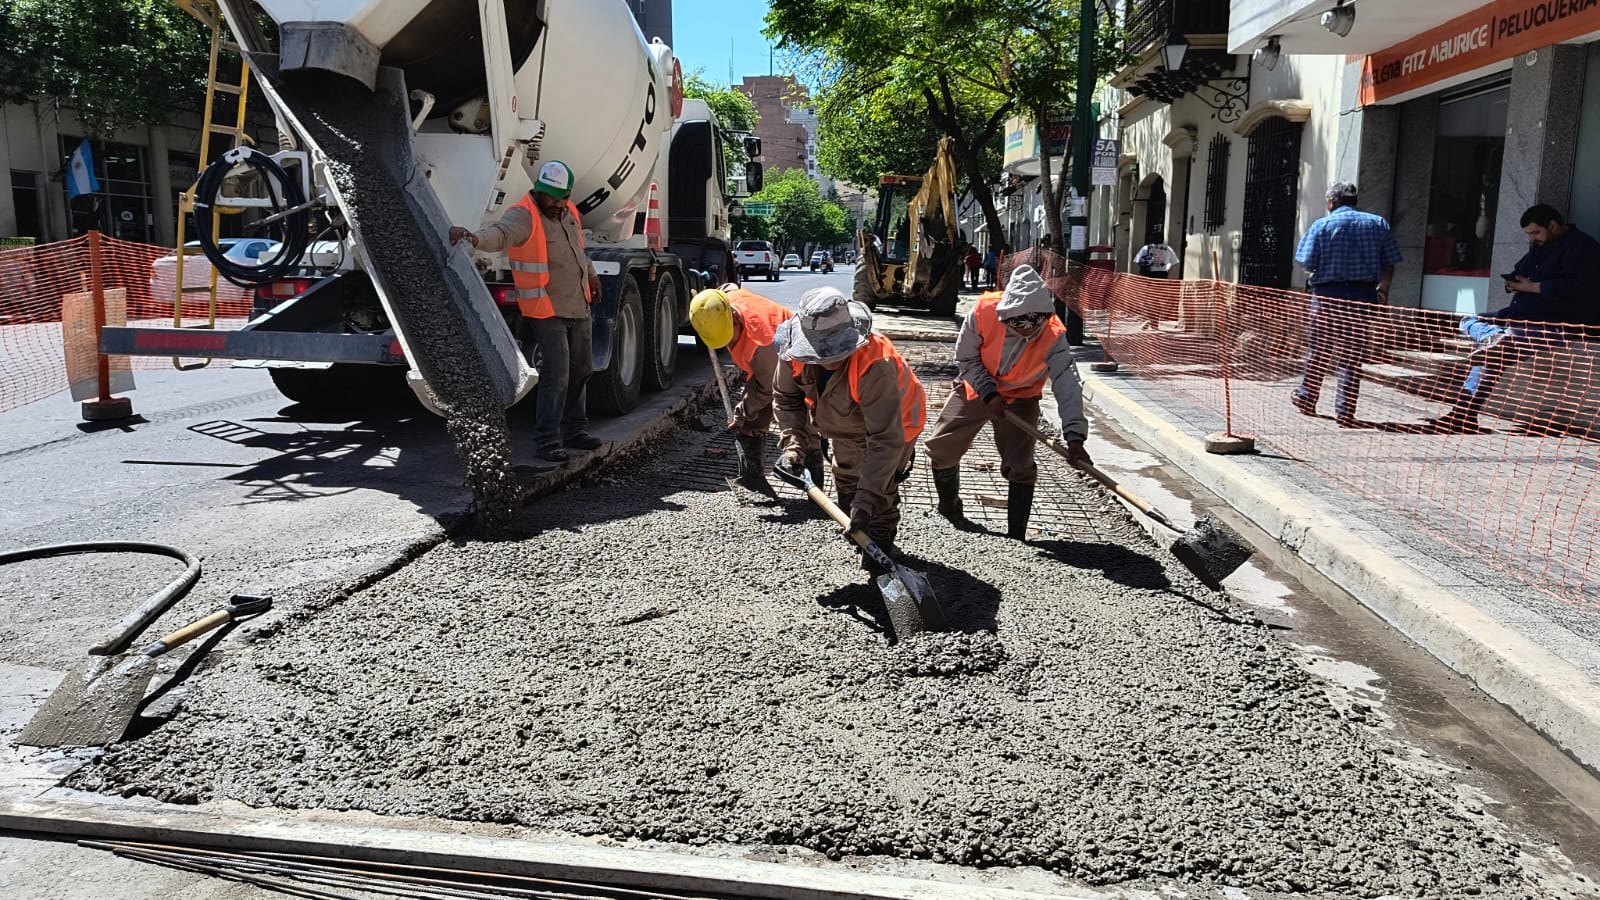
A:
[1110,0,1600,313]
[735,76,814,181]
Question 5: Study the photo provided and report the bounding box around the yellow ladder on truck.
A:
[169,0,253,370]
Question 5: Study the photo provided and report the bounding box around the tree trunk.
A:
[923,78,1012,250]
[1036,103,1065,255]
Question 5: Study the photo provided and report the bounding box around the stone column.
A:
[1491,44,1587,279]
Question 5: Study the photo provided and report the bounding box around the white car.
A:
[782,253,802,269]
[149,239,282,310]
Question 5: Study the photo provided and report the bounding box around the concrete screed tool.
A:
[1005,411,1254,589]
[772,461,948,642]
[19,594,273,748]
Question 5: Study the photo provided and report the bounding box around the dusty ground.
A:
[66,422,1582,900]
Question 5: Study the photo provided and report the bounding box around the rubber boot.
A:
[805,450,827,490]
[1007,481,1036,541]
[932,467,978,531]
[735,433,775,495]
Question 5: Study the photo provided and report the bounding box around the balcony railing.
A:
[1123,0,1230,56]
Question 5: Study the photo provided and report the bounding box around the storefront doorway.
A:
[1419,76,1508,314]
[60,137,154,244]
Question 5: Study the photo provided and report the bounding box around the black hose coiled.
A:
[192,146,310,287]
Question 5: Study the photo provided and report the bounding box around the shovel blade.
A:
[17,654,156,747]
[1170,514,1254,590]
[878,562,949,637]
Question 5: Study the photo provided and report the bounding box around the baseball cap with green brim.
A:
[533,161,574,199]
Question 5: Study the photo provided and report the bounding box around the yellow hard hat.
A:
[689,288,735,349]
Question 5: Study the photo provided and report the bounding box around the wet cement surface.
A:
[68,424,1587,899]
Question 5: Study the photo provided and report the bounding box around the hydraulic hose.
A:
[193,146,310,287]
[0,542,201,656]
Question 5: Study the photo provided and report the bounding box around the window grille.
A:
[1239,117,1302,289]
[1203,133,1229,234]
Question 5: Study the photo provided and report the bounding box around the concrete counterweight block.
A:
[1204,431,1256,455]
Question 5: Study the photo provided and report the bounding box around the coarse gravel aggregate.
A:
[71,427,1577,899]
[276,72,522,536]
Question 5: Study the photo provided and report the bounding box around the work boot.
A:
[1007,481,1036,540]
[564,432,604,452]
[736,433,765,480]
[806,450,827,490]
[932,467,979,531]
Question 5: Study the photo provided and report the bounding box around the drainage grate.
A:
[670,343,1116,542]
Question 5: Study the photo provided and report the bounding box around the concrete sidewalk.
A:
[1075,348,1600,771]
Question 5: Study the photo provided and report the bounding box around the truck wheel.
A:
[767,266,778,282]
[929,273,960,317]
[643,270,679,392]
[269,365,413,411]
[589,276,644,416]
[852,261,878,311]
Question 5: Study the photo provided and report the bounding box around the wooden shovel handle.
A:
[707,346,737,420]
[1004,410,1162,519]
[806,484,874,551]
[144,609,233,657]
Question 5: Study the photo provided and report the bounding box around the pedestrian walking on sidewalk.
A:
[965,246,983,291]
[689,285,793,481]
[773,288,927,576]
[983,247,998,288]
[1427,204,1600,433]
[1290,181,1401,428]
[1134,237,1179,278]
[450,160,604,463]
[924,265,1091,540]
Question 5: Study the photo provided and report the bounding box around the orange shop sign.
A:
[1360,0,1600,104]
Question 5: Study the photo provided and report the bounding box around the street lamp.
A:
[1162,30,1190,72]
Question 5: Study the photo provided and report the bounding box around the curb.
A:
[0,797,1109,900]
[1080,372,1600,772]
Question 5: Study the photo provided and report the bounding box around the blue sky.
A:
[671,0,779,86]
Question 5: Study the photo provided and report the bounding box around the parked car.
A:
[733,240,780,282]
[149,238,281,312]
[782,253,802,269]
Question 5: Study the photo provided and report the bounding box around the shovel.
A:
[18,594,273,748]
[1005,411,1254,590]
[772,461,947,641]
[706,346,774,497]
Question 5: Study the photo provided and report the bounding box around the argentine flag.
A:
[67,138,100,199]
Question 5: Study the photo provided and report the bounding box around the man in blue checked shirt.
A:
[1291,182,1402,427]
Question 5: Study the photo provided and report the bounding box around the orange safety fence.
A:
[0,233,253,412]
[1002,247,1600,610]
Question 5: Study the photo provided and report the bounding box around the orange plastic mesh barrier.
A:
[0,233,253,412]
[1001,247,1600,609]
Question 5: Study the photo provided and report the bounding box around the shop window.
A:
[1203,134,1229,234]
[10,171,44,241]
[59,137,153,244]
[1240,116,1302,289]
[1423,80,1507,279]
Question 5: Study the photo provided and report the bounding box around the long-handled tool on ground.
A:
[706,346,774,497]
[18,593,273,747]
[772,461,947,641]
[1005,411,1253,589]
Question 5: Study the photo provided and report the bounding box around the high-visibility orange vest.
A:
[787,334,926,442]
[724,288,792,376]
[962,293,1065,402]
[507,194,589,319]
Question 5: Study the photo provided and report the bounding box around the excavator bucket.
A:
[247,55,534,414]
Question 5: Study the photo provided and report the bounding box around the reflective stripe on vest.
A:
[848,334,926,443]
[961,294,1065,402]
[507,195,586,319]
[725,288,792,376]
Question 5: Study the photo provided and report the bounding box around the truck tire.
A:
[929,273,960,318]
[643,270,678,392]
[767,265,778,282]
[590,276,644,416]
[268,365,413,411]
[852,260,878,311]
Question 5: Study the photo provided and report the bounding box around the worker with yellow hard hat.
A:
[690,284,794,483]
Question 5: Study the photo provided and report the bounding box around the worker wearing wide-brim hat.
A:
[924,264,1091,540]
[689,284,793,482]
[773,288,927,575]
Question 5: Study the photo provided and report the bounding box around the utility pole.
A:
[1065,0,1095,345]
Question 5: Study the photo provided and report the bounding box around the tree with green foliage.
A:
[680,70,759,195]
[767,0,1125,249]
[0,0,211,139]
[735,167,845,253]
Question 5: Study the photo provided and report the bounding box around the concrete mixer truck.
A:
[103,0,760,417]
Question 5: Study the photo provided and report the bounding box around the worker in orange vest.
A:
[774,288,926,575]
[925,264,1091,540]
[688,284,794,485]
[450,160,603,464]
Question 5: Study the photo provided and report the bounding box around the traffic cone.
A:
[644,181,663,251]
